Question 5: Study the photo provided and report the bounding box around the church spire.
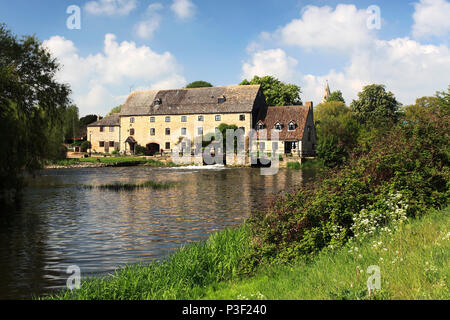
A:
[322,80,331,103]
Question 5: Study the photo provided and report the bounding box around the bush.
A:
[80,141,91,152]
[243,108,449,270]
[135,145,146,155]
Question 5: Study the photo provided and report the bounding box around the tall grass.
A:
[199,206,450,300]
[84,180,178,191]
[44,225,250,300]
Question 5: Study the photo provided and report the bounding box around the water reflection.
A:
[0,167,315,299]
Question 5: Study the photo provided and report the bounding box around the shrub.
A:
[80,141,91,152]
[243,108,449,270]
[135,145,146,155]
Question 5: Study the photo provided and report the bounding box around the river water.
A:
[0,166,316,299]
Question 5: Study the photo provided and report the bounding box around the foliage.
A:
[0,24,71,203]
[134,144,146,155]
[240,75,302,106]
[314,101,360,167]
[326,90,345,103]
[84,180,178,191]
[107,105,122,116]
[351,84,400,126]
[243,107,449,269]
[80,141,91,152]
[185,81,213,88]
[79,115,98,128]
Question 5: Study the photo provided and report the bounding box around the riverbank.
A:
[44,157,180,169]
[44,205,449,300]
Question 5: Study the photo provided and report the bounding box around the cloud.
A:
[275,4,376,52]
[412,0,450,38]
[134,3,164,39]
[242,49,298,82]
[171,0,196,20]
[85,0,137,16]
[43,34,186,115]
[301,38,450,105]
[241,3,450,106]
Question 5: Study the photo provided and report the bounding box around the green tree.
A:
[240,75,302,106]
[107,105,122,116]
[62,105,80,142]
[0,24,71,203]
[326,90,345,103]
[350,84,400,126]
[314,101,359,167]
[186,81,213,88]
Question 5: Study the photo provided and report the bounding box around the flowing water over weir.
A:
[0,166,316,299]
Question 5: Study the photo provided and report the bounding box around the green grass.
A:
[48,157,179,167]
[44,226,251,300]
[45,206,449,300]
[199,206,450,300]
[84,180,179,191]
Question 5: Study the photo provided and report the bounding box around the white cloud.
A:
[171,0,196,20]
[275,4,375,52]
[412,0,450,38]
[43,34,186,115]
[85,0,137,16]
[242,49,298,82]
[134,3,164,39]
[242,3,450,106]
[301,38,450,105]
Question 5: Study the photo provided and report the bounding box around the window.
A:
[198,127,203,135]
[154,98,162,106]
[165,116,171,122]
[99,141,105,147]
[257,123,264,131]
[130,117,135,123]
[215,115,221,121]
[130,129,135,135]
[109,127,115,132]
[274,122,282,131]
[198,115,204,122]
[181,128,187,135]
[165,128,171,135]
[239,115,246,121]
[181,116,187,122]
[259,142,265,151]
[100,127,104,132]
[218,96,226,103]
[165,142,170,150]
[288,121,296,131]
[150,128,155,136]
[307,126,312,142]
[109,141,114,147]
[150,117,155,123]
[272,142,279,151]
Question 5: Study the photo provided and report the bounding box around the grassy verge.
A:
[84,180,179,191]
[48,157,179,167]
[199,206,449,300]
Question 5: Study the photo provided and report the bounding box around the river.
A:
[0,166,316,299]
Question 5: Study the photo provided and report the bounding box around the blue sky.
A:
[1,0,449,116]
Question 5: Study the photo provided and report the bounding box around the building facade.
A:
[88,85,316,157]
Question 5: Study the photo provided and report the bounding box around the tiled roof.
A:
[256,105,312,140]
[87,113,120,127]
[120,85,262,116]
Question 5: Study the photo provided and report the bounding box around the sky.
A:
[1,0,449,116]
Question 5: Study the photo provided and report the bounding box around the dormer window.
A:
[154,98,162,106]
[218,96,226,104]
[274,122,282,131]
[288,121,296,131]
[257,123,264,131]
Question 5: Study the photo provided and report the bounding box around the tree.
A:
[350,84,400,126]
[0,24,71,203]
[240,75,302,106]
[326,90,345,103]
[314,101,359,167]
[185,81,213,88]
[62,105,80,142]
[107,105,122,116]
